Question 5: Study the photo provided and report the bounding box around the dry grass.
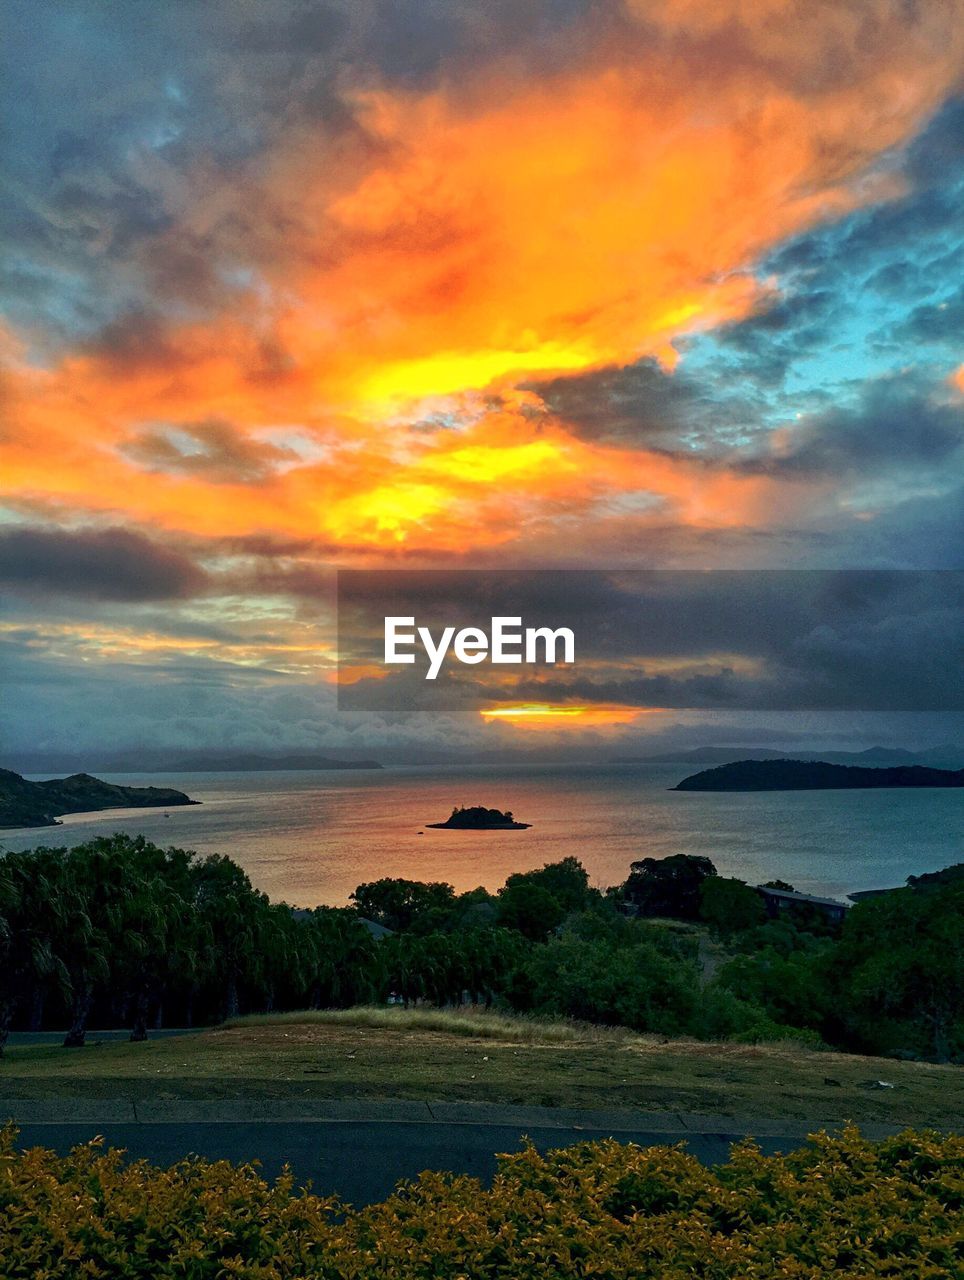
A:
[1,1006,961,1126]
[225,1006,641,1045]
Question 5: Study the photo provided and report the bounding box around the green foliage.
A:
[380,928,524,1007]
[497,880,566,941]
[716,944,830,1032]
[496,857,595,940]
[696,981,822,1045]
[0,836,380,1048]
[623,854,717,919]
[827,880,964,1061]
[0,1125,960,1278]
[349,877,456,931]
[3,838,960,1063]
[907,863,964,889]
[699,876,766,935]
[503,855,592,914]
[508,932,699,1033]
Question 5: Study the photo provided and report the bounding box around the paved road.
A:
[12,1119,801,1205]
[7,1103,857,1206]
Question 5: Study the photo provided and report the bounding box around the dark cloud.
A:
[337,568,964,712]
[683,96,964,399]
[80,310,182,372]
[741,376,964,478]
[0,0,604,351]
[529,358,763,452]
[706,289,841,388]
[891,285,964,345]
[771,98,964,274]
[0,527,207,601]
[904,97,964,186]
[842,483,964,569]
[122,418,297,484]
[237,4,347,55]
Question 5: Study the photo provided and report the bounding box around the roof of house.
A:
[756,885,849,910]
[288,906,393,938]
[358,917,393,940]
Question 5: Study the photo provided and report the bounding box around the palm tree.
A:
[0,850,69,1056]
[54,836,159,1047]
[306,909,379,1008]
[193,855,267,1020]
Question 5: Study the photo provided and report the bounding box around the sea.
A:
[3,763,962,908]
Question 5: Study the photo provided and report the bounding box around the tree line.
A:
[1,834,960,1061]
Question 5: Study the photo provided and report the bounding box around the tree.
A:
[502,857,591,915]
[623,855,717,919]
[193,855,269,1020]
[497,881,565,942]
[699,877,766,936]
[55,839,132,1047]
[0,850,67,1055]
[828,881,964,1061]
[350,878,456,932]
[104,836,202,1042]
[304,908,379,1008]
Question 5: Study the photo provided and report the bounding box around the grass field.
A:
[1,1007,961,1125]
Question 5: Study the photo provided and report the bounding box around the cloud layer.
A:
[2,1,963,754]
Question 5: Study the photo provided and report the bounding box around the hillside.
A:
[0,769,199,828]
[674,758,964,792]
[616,745,964,768]
[2,1007,960,1127]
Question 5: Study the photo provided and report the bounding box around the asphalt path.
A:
[9,1116,823,1206]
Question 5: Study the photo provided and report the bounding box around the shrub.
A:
[692,985,822,1045]
[717,946,830,1032]
[0,1126,960,1277]
[699,875,766,935]
[507,933,700,1033]
[827,880,964,1062]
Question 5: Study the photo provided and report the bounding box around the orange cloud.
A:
[2,3,961,555]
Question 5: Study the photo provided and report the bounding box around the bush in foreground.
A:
[1,1125,960,1278]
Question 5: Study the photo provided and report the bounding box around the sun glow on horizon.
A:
[480,703,663,729]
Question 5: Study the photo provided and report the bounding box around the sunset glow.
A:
[3,1,963,758]
[480,704,659,729]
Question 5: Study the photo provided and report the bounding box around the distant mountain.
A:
[9,751,383,774]
[0,769,199,828]
[615,744,964,768]
[673,759,964,792]
[615,747,792,765]
[155,752,383,772]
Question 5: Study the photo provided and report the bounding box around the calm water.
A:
[3,763,962,907]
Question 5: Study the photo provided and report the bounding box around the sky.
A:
[1,0,963,764]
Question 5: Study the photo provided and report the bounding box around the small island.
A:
[673,758,964,792]
[426,804,531,830]
[0,768,200,828]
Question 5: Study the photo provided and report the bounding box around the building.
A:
[847,887,899,902]
[756,885,849,924]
